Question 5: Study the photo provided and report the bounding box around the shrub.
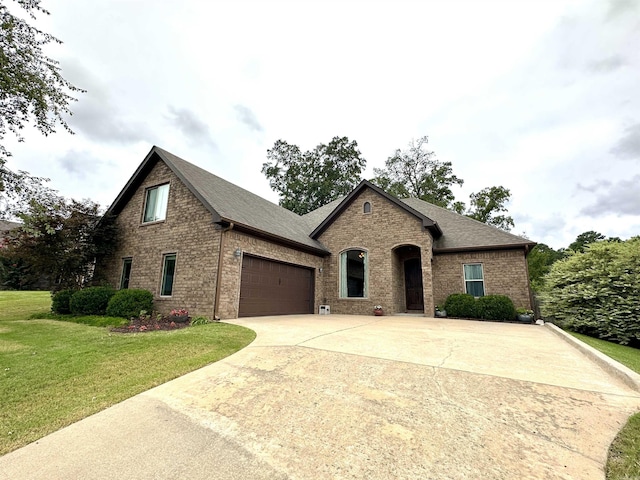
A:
[190,316,210,326]
[476,295,516,321]
[51,289,75,314]
[106,289,154,319]
[444,293,478,318]
[69,286,116,315]
[541,238,640,345]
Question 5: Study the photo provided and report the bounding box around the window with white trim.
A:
[463,263,485,297]
[143,184,169,223]
[340,250,368,298]
[161,254,177,296]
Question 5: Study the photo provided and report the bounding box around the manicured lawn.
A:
[569,332,640,480]
[0,291,255,455]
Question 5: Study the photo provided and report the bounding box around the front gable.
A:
[310,180,443,240]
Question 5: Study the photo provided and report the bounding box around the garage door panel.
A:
[238,255,314,317]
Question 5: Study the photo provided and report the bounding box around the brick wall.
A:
[216,230,325,319]
[99,161,220,317]
[318,188,434,316]
[432,249,532,310]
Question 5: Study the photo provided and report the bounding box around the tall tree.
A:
[371,136,463,208]
[372,136,515,231]
[465,186,514,231]
[526,243,566,292]
[262,136,366,215]
[1,196,117,290]
[567,231,606,252]
[0,0,84,217]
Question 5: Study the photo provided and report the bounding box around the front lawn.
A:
[569,332,640,480]
[0,291,255,455]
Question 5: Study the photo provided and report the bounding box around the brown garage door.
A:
[238,255,314,317]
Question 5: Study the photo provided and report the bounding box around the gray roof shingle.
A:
[108,147,534,256]
[400,197,534,251]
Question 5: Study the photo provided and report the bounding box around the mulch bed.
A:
[110,316,191,333]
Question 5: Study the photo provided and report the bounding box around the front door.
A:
[404,258,424,311]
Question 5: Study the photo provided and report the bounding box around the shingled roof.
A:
[400,197,535,252]
[107,146,534,256]
[106,146,329,255]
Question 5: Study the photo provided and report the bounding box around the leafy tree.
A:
[567,231,606,252]
[0,0,84,217]
[1,196,117,290]
[526,243,565,292]
[371,137,515,230]
[262,136,366,215]
[465,186,514,231]
[371,136,463,208]
[541,238,640,345]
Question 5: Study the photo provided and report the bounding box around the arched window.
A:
[340,249,368,298]
[363,201,371,214]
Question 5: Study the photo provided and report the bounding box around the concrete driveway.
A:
[1,316,639,480]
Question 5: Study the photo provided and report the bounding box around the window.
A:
[363,201,371,214]
[340,250,368,298]
[143,184,170,223]
[120,258,132,289]
[464,263,485,297]
[161,254,177,296]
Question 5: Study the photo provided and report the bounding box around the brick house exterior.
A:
[97,146,535,319]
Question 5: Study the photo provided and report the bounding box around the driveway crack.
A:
[295,318,387,347]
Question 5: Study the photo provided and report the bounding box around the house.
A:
[97,146,536,319]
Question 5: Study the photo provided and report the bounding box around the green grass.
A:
[569,332,640,479]
[0,291,255,455]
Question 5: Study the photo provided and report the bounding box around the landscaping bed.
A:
[110,315,191,333]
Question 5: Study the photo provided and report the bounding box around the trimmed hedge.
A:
[69,286,116,316]
[106,289,154,319]
[476,295,515,321]
[444,293,477,318]
[51,289,75,314]
[444,293,517,321]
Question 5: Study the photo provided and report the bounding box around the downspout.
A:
[214,222,234,320]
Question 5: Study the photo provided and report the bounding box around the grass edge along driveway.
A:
[569,332,640,480]
[0,291,255,455]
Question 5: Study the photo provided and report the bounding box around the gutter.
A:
[213,222,234,320]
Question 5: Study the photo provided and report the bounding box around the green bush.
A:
[541,238,640,345]
[51,289,75,314]
[106,289,154,319]
[476,295,516,321]
[444,293,478,318]
[69,286,116,316]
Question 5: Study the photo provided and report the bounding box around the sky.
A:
[4,0,640,249]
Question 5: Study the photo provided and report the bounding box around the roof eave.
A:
[433,242,537,255]
[224,219,330,257]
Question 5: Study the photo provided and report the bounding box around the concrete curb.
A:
[545,322,640,392]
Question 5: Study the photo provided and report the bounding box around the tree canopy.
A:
[0,196,117,290]
[567,230,606,252]
[0,0,84,217]
[371,136,463,209]
[371,136,514,230]
[262,136,366,215]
